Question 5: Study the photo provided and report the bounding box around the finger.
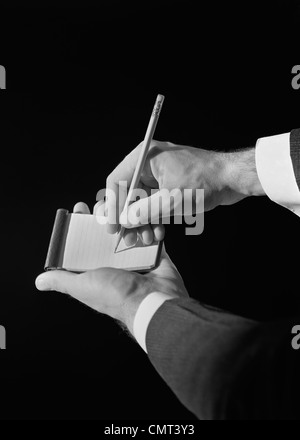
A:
[35,271,81,296]
[138,225,154,245]
[120,190,173,228]
[123,229,138,247]
[73,202,91,214]
[93,200,106,216]
[93,200,108,226]
[152,224,165,242]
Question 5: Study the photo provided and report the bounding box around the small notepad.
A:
[45,209,161,272]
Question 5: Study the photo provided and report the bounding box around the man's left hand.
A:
[35,202,188,334]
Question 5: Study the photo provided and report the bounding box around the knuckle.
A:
[149,139,161,150]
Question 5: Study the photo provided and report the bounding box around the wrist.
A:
[121,290,180,336]
[121,292,150,335]
[220,148,266,197]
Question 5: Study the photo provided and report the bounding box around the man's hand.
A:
[35,202,188,334]
[98,140,265,246]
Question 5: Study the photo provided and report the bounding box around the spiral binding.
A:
[44,209,70,270]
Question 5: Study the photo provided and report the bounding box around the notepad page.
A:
[62,214,160,272]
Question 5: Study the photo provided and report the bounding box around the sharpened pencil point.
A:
[114,232,123,253]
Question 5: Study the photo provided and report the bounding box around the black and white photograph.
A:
[1,1,300,423]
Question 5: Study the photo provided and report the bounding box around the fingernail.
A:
[35,277,49,291]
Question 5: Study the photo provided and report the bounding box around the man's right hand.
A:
[97,140,265,246]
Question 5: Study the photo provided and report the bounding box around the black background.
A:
[0,1,300,419]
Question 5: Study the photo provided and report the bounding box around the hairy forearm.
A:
[192,146,266,210]
[222,148,266,197]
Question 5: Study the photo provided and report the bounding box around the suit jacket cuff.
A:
[256,132,300,216]
[133,292,175,353]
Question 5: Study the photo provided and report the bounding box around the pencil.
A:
[114,94,165,253]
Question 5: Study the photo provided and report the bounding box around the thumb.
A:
[35,270,79,295]
[120,188,181,228]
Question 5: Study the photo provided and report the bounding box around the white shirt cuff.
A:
[256,132,300,216]
[133,292,175,353]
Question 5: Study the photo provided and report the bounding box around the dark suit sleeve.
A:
[290,128,300,189]
[146,298,300,420]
